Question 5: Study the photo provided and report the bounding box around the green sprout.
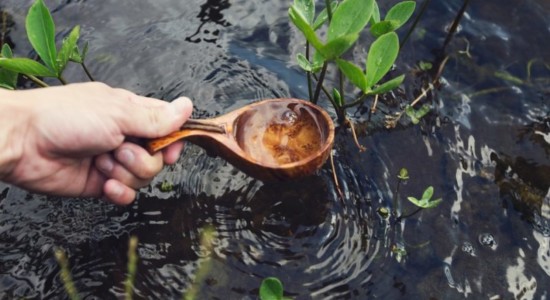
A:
[0,0,93,89]
[259,277,292,300]
[407,186,442,209]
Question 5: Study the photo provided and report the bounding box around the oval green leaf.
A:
[259,277,284,300]
[0,57,56,77]
[327,0,374,41]
[293,0,315,25]
[336,58,367,92]
[365,32,399,88]
[296,53,313,72]
[370,74,404,94]
[26,0,58,74]
[371,1,381,24]
[370,20,400,38]
[422,186,434,200]
[386,1,416,27]
[319,33,358,60]
[289,6,323,51]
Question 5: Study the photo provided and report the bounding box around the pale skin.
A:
[0,82,193,205]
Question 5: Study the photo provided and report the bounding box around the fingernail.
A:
[97,156,114,173]
[118,148,135,165]
[111,182,123,197]
[170,97,193,118]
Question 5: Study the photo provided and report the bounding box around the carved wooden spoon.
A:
[147,98,335,181]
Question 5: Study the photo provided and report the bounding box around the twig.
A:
[442,0,471,52]
[24,74,49,87]
[371,94,379,113]
[330,151,344,200]
[345,118,366,152]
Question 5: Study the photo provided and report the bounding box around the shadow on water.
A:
[1,0,550,299]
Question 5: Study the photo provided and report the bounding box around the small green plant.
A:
[289,0,416,123]
[0,0,92,89]
[407,186,442,209]
[259,277,292,300]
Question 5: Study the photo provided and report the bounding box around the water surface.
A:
[0,0,549,299]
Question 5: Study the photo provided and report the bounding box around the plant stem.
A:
[400,0,431,49]
[325,0,333,22]
[125,236,138,300]
[345,118,366,151]
[81,62,95,81]
[306,42,313,102]
[24,74,49,87]
[397,207,423,221]
[341,93,368,109]
[442,0,471,52]
[54,249,80,300]
[312,62,328,104]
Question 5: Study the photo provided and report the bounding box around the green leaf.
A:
[397,167,409,180]
[26,0,58,74]
[416,104,431,119]
[311,51,325,72]
[370,1,380,23]
[312,1,338,30]
[370,20,401,38]
[405,105,419,124]
[0,44,18,90]
[336,58,367,91]
[332,88,342,107]
[289,6,324,50]
[426,198,443,208]
[259,277,284,300]
[293,0,315,25]
[422,186,434,200]
[319,33,358,60]
[385,1,416,28]
[1,44,14,58]
[0,57,56,77]
[296,53,313,72]
[365,32,399,88]
[327,0,374,41]
[370,74,404,94]
[407,186,442,208]
[70,41,88,64]
[57,25,80,73]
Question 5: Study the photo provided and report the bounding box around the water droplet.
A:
[461,241,476,256]
[281,110,298,125]
[478,233,498,250]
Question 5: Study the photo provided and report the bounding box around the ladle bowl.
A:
[147,98,335,181]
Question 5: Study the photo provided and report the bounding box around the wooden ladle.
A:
[147,98,335,181]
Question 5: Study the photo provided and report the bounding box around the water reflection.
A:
[1,0,550,298]
[186,0,231,44]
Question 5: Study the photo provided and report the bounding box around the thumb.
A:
[119,96,193,138]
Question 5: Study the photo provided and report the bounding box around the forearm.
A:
[0,89,27,181]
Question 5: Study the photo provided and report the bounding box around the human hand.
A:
[0,82,193,205]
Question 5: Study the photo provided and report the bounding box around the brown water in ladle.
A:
[147,98,335,181]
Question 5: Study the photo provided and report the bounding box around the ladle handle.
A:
[178,119,225,133]
[146,119,226,153]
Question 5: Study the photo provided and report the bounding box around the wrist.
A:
[0,89,28,181]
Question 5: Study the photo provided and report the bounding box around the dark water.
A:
[1,0,549,299]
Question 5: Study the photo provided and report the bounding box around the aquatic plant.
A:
[259,277,292,300]
[0,0,92,89]
[289,0,416,123]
